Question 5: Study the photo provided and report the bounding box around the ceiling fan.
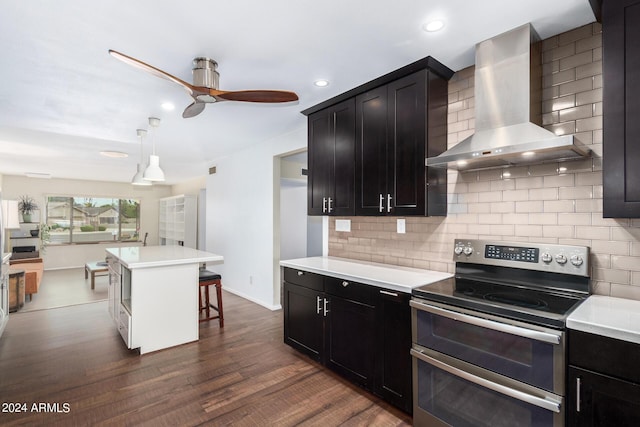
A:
[108,50,299,118]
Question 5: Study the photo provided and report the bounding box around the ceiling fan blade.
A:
[215,90,299,103]
[109,49,195,95]
[182,101,206,118]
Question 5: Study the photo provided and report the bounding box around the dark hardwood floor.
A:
[0,292,411,426]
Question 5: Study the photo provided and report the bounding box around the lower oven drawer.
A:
[412,347,563,427]
[411,298,564,394]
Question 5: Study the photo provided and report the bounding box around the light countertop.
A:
[106,245,223,269]
[567,295,640,345]
[280,256,452,293]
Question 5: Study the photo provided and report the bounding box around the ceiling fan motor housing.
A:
[192,57,219,89]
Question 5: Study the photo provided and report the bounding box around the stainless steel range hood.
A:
[426,23,590,171]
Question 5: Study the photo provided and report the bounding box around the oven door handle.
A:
[410,348,562,413]
[410,299,561,345]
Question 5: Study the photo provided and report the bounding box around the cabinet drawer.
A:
[569,329,640,383]
[324,276,375,306]
[283,267,323,291]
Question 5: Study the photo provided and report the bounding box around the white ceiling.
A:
[0,0,596,185]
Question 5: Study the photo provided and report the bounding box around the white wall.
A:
[2,175,171,269]
[280,178,307,261]
[206,126,306,310]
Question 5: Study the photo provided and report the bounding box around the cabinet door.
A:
[307,110,332,215]
[387,71,426,216]
[283,281,324,361]
[325,295,376,387]
[567,366,640,426]
[375,289,412,413]
[356,85,389,215]
[331,99,356,216]
[307,100,356,216]
[603,0,640,217]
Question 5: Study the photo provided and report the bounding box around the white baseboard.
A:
[222,287,282,311]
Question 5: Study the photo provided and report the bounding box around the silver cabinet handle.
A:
[328,197,333,213]
[380,290,398,297]
[387,193,392,213]
[410,348,562,413]
[342,281,349,287]
[316,296,322,314]
[409,299,561,345]
[322,197,327,213]
[576,377,581,413]
[323,298,329,316]
[297,271,304,276]
[379,194,384,213]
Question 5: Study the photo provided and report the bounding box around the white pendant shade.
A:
[132,163,151,186]
[2,200,21,230]
[143,117,165,182]
[143,154,165,181]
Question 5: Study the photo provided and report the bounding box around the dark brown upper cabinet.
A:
[307,99,355,216]
[603,0,640,217]
[303,56,453,217]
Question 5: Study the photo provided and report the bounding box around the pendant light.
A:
[143,116,165,182]
[131,129,151,186]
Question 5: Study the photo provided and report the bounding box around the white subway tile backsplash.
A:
[576,226,610,240]
[514,225,543,237]
[543,225,575,238]
[529,187,558,201]
[515,201,545,213]
[516,176,545,189]
[529,213,559,225]
[490,202,515,213]
[543,200,576,213]
[558,213,592,226]
[544,174,575,187]
[559,185,594,199]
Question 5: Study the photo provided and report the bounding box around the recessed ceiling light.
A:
[161,102,175,111]
[423,20,445,32]
[100,151,129,158]
[314,79,329,87]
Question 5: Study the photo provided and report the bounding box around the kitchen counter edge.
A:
[567,295,640,345]
[106,246,223,269]
[280,256,452,293]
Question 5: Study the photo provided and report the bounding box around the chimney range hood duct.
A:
[426,23,590,171]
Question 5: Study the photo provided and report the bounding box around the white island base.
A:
[106,246,223,354]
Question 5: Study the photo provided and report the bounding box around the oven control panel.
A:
[453,239,590,276]
[484,245,539,263]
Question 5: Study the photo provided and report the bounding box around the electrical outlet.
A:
[335,219,351,232]
[397,218,406,234]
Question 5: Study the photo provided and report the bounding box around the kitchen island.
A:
[106,245,223,354]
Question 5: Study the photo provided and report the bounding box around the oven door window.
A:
[414,355,558,427]
[415,306,559,392]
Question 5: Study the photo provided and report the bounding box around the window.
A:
[45,196,140,244]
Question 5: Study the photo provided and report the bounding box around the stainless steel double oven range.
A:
[411,239,590,427]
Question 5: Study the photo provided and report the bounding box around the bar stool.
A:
[199,268,224,327]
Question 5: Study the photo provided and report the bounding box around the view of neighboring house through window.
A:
[45,196,140,244]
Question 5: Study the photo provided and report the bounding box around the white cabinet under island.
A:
[106,245,223,354]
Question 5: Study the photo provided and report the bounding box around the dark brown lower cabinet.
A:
[375,290,412,413]
[567,329,640,425]
[325,294,376,387]
[567,366,640,426]
[282,267,412,413]
[283,281,323,361]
